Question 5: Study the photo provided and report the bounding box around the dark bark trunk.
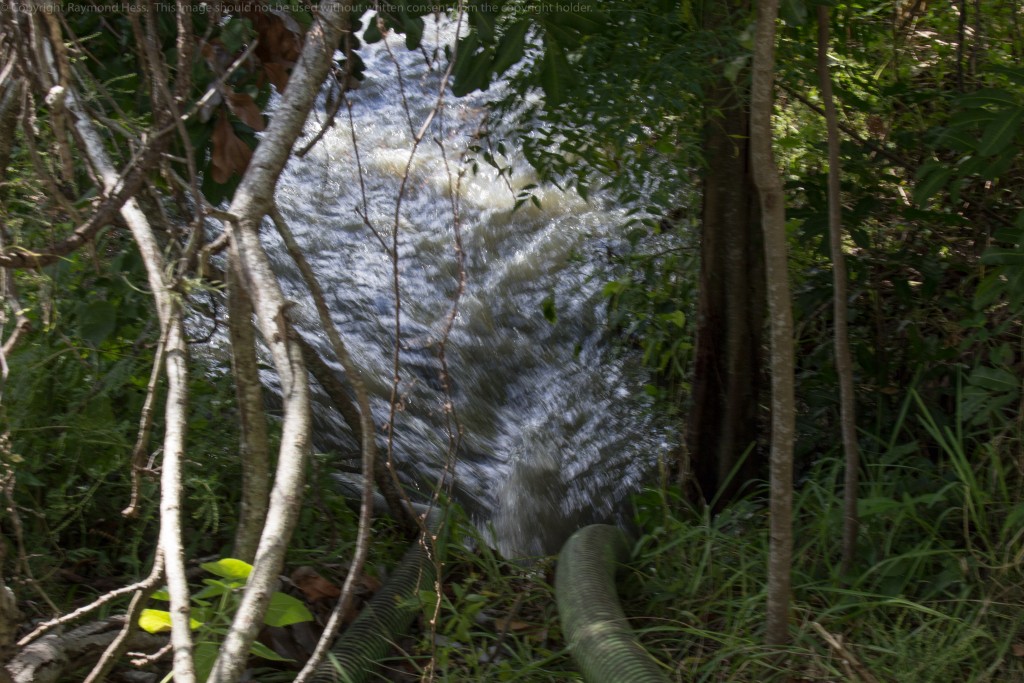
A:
[688,79,765,506]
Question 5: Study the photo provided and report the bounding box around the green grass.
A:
[402,398,1024,682]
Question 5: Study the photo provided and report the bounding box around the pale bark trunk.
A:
[55,46,197,683]
[750,0,795,648]
[208,6,346,681]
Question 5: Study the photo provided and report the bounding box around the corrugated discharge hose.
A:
[555,524,670,683]
[318,477,666,683]
[312,496,442,683]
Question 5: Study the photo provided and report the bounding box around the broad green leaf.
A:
[659,310,686,328]
[955,88,1018,109]
[363,13,382,43]
[264,591,314,628]
[936,126,980,152]
[250,640,295,662]
[973,270,1006,310]
[220,17,254,54]
[492,20,529,77]
[402,12,424,50]
[200,558,253,581]
[138,609,203,634]
[968,366,1019,393]
[194,641,219,683]
[978,107,1024,156]
[452,33,492,97]
[949,107,999,128]
[556,9,607,35]
[981,247,1024,266]
[468,6,500,44]
[193,578,235,600]
[151,588,170,601]
[539,35,572,106]
[913,163,952,206]
[603,280,627,296]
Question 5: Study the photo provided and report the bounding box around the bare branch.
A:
[45,17,198,679]
[122,331,167,519]
[81,550,167,683]
[208,5,348,680]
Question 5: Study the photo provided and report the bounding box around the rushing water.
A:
[263,17,670,556]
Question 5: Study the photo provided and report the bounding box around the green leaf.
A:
[138,609,173,634]
[468,5,500,44]
[264,591,314,628]
[936,125,980,152]
[913,162,952,206]
[452,33,492,97]
[968,366,1019,393]
[250,640,295,662]
[981,247,1024,266]
[603,280,627,296]
[978,107,1024,156]
[194,641,219,683]
[193,578,235,600]
[363,13,382,43]
[402,12,424,50]
[138,609,203,634]
[219,17,253,54]
[539,35,572,106]
[200,558,253,581]
[955,88,1018,109]
[492,20,529,77]
[659,310,686,328]
[79,300,117,346]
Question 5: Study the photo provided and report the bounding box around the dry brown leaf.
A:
[210,110,252,183]
[494,616,532,632]
[225,90,265,131]
[253,9,303,63]
[262,62,291,93]
[290,566,341,602]
[242,8,305,92]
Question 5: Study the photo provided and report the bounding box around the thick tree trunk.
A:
[688,79,765,505]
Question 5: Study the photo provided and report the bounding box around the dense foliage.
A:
[2,0,1024,680]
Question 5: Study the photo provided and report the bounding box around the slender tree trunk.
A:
[817,6,861,577]
[688,1,766,507]
[55,50,198,683]
[208,6,346,681]
[227,255,271,564]
[750,0,795,647]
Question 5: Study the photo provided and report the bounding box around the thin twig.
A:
[81,550,167,683]
[274,199,388,680]
[345,95,388,251]
[122,329,168,518]
[811,621,881,683]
